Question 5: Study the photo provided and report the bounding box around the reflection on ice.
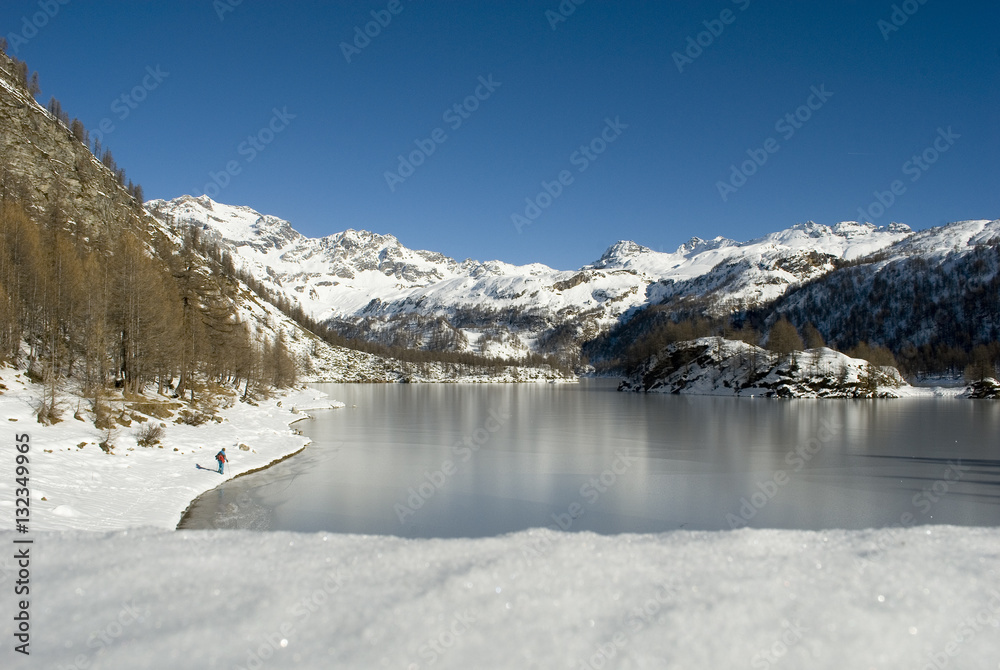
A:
[180,380,1000,536]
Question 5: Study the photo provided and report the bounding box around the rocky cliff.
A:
[0,52,147,242]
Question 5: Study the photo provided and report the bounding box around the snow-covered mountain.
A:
[145,196,913,360]
[770,219,1000,356]
[602,221,913,313]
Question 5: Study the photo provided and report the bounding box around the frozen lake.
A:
[179,380,1000,535]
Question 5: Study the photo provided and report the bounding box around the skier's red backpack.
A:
[216,450,225,463]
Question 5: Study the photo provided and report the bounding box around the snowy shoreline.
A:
[174,443,308,529]
[0,365,343,532]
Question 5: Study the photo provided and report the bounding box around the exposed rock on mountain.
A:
[0,54,146,239]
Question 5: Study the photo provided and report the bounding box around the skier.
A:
[216,447,228,474]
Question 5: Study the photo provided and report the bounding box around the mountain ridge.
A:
[146,195,922,363]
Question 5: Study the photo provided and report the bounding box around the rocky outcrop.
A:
[962,378,1000,399]
[618,337,907,398]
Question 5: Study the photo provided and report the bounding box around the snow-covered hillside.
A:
[146,197,912,358]
[619,337,918,398]
[229,274,572,383]
[146,196,543,320]
[771,219,1000,353]
[887,218,1000,258]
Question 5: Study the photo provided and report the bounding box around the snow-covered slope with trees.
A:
[768,219,1000,365]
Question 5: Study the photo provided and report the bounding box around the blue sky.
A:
[3,1,998,269]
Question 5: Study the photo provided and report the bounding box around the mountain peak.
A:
[677,236,735,256]
[607,240,650,257]
[589,240,653,268]
[787,221,836,237]
[332,228,400,247]
[145,195,303,251]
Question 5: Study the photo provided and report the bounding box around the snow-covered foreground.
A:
[0,366,342,532]
[2,366,998,668]
[2,526,998,669]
